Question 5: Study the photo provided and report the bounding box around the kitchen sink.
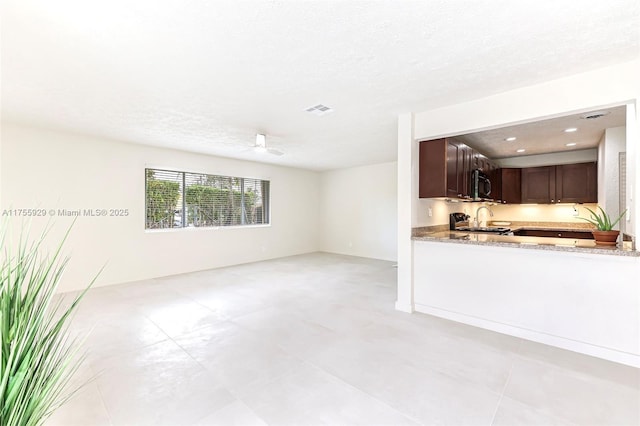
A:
[456,226,511,234]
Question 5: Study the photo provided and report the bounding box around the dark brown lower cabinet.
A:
[513,229,594,239]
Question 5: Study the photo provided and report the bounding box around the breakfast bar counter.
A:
[412,229,638,257]
[411,220,640,367]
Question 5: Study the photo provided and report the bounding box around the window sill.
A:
[145,224,271,233]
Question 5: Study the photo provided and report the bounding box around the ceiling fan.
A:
[252,134,284,156]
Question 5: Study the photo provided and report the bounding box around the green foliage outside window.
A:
[145,169,267,229]
[145,170,181,229]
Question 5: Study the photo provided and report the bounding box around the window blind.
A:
[145,169,183,229]
[146,168,270,229]
[243,178,269,225]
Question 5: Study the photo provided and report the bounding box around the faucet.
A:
[474,205,494,228]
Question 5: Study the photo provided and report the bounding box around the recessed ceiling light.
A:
[505,137,517,142]
[566,142,577,147]
[564,127,578,133]
[516,149,525,153]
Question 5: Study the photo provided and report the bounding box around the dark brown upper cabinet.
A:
[420,137,597,204]
[521,166,556,204]
[521,162,597,204]
[420,138,461,199]
[419,138,451,198]
[419,138,494,199]
[493,168,522,204]
[446,141,461,198]
[555,162,598,203]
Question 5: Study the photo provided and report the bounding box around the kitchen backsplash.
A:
[416,198,600,227]
[489,203,599,223]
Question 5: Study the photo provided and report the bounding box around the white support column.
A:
[396,113,415,312]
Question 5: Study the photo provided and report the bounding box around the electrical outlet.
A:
[428,208,433,217]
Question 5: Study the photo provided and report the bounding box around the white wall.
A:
[597,132,607,208]
[415,199,457,227]
[598,126,627,231]
[320,161,397,261]
[414,241,640,367]
[0,123,321,292]
[627,103,639,238]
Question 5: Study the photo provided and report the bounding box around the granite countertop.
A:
[412,223,638,257]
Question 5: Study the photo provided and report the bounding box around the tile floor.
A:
[46,253,639,426]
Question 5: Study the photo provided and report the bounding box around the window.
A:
[145,168,270,229]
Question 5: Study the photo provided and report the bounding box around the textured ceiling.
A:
[458,105,627,159]
[1,0,639,171]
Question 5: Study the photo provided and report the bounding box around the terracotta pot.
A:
[592,230,620,246]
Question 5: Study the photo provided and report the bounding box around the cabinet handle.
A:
[558,233,561,237]
[551,199,555,203]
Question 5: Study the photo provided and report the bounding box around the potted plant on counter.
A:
[579,206,627,246]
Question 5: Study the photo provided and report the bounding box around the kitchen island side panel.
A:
[413,240,640,367]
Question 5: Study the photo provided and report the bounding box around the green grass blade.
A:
[1,219,96,426]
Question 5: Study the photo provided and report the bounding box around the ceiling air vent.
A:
[304,104,333,116]
[580,110,610,120]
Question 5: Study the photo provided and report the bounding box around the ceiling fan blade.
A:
[248,133,284,155]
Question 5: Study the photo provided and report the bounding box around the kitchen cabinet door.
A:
[459,144,474,199]
[496,168,521,204]
[514,229,594,239]
[446,141,461,198]
[419,138,464,198]
[555,162,597,203]
[521,166,555,203]
[521,162,597,204]
[420,138,474,199]
[419,138,503,200]
[419,139,447,198]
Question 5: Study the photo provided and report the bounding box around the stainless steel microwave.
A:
[471,169,491,200]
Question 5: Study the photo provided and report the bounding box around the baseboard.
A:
[415,303,640,368]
